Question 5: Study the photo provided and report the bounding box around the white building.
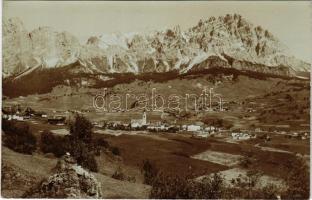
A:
[2,114,9,119]
[131,112,147,128]
[231,132,251,140]
[205,126,218,132]
[12,115,24,121]
[187,125,201,132]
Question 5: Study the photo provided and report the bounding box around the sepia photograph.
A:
[1,1,311,199]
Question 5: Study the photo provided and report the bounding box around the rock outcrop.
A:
[25,153,102,198]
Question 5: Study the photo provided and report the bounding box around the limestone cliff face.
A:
[3,18,32,77]
[2,14,310,79]
[3,18,81,78]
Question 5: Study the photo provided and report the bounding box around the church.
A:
[130,111,147,128]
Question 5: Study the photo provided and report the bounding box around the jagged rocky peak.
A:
[186,14,309,72]
[29,27,80,53]
[3,17,26,36]
[86,32,140,50]
[86,36,101,46]
[2,15,311,79]
[193,13,275,42]
[2,18,32,77]
[3,17,82,76]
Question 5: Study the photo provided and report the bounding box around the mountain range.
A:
[2,14,311,97]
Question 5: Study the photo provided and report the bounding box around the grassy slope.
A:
[1,147,151,198]
[3,73,309,131]
[2,75,301,111]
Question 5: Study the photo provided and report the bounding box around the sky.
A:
[3,1,312,63]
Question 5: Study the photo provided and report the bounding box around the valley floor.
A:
[1,118,309,197]
[1,73,310,198]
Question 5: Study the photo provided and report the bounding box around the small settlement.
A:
[2,104,310,141]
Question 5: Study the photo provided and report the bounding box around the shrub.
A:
[40,115,99,172]
[111,167,136,182]
[2,120,15,132]
[40,130,67,157]
[141,159,225,198]
[96,138,109,148]
[80,152,98,172]
[224,170,283,199]
[149,172,225,199]
[150,173,192,199]
[141,160,288,199]
[69,114,93,143]
[112,167,127,181]
[67,139,98,172]
[201,116,232,128]
[189,173,225,199]
[67,115,98,172]
[110,146,120,156]
[2,120,37,154]
[91,137,110,156]
[283,157,310,199]
[229,169,262,197]
[141,159,159,185]
[259,184,281,199]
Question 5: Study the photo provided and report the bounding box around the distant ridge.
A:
[3,14,310,79]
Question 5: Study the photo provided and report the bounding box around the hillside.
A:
[1,147,151,198]
[3,71,309,130]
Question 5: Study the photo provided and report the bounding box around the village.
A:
[2,104,310,142]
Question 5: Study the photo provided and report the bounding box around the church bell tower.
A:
[142,111,147,125]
